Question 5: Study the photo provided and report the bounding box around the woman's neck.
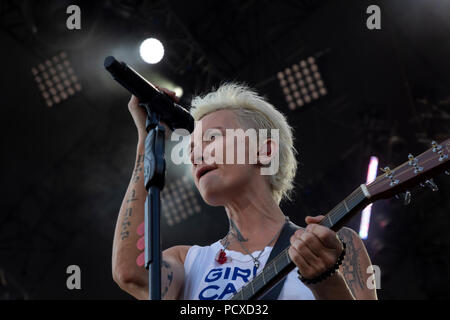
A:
[223,186,286,252]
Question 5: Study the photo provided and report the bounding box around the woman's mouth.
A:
[196,165,218,181]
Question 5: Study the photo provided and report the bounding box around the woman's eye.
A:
[206,131,221,141]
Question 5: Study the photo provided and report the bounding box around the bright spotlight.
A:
[173,86,184,97]
[139,38,164,64]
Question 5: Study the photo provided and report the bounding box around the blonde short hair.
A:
[190,83,298,204]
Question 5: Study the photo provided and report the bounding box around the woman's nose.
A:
[190,145,204,164]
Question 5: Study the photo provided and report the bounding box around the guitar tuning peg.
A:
[380,167,391,174]
[395,191,412,205]
[424,179,439,192]
[407,153,423,174]
[431,140,449,162]
[403,190,411,205]
[380,166,399,186]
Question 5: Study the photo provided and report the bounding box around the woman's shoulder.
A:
[165,240,222,264]
[164,245,192,264]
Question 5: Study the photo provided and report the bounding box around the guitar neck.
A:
[230,138,449,300]
[230,185,371,300]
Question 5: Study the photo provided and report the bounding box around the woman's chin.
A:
[199,187,223,206]
[198,180,226,206]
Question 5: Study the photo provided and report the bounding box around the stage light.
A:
[359,156,379,239]
[31,51,81,108]
[277,55,328,110]
[161,175,201,227]
[173,86,184,98]
[304,95,311,103]
[311,91,319,100]
[139,38,164,64]
[319,87,327,96]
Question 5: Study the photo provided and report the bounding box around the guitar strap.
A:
[260,219,300,300]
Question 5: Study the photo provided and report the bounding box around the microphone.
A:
[104,56,195,133]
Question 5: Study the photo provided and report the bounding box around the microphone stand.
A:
[142,102,166,300]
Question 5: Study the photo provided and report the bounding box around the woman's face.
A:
[190,109,261,206]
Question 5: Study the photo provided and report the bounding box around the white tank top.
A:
[180,240,315,300]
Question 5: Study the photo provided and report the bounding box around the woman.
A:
[112,83,377,300]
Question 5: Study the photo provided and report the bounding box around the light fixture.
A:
[277,55,328,110]
[31,51,82,108]
[161,175,201,227]
[173,86,184,98]
[139,38,165,64]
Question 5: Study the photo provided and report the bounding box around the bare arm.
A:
[304,227,377,300]
[112,93,188,300]
[337,227,378,300]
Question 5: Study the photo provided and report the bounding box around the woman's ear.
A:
[257,139,278,166]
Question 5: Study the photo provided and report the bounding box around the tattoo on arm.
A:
[120,207,133,240]
[127,189,138,203]
[132,154,144,184]
[229,218,248,242]
[162,260,174,298]
[120,154,144,240]
[337,228,364,297]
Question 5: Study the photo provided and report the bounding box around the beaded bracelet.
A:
[297,239,346,285]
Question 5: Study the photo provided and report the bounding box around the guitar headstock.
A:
[367,139,450,201]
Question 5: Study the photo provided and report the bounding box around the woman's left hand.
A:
[288,215,344,282]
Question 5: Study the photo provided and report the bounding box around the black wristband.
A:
[297,239,346,285]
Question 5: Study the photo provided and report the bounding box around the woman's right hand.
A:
[128,86,179,142]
